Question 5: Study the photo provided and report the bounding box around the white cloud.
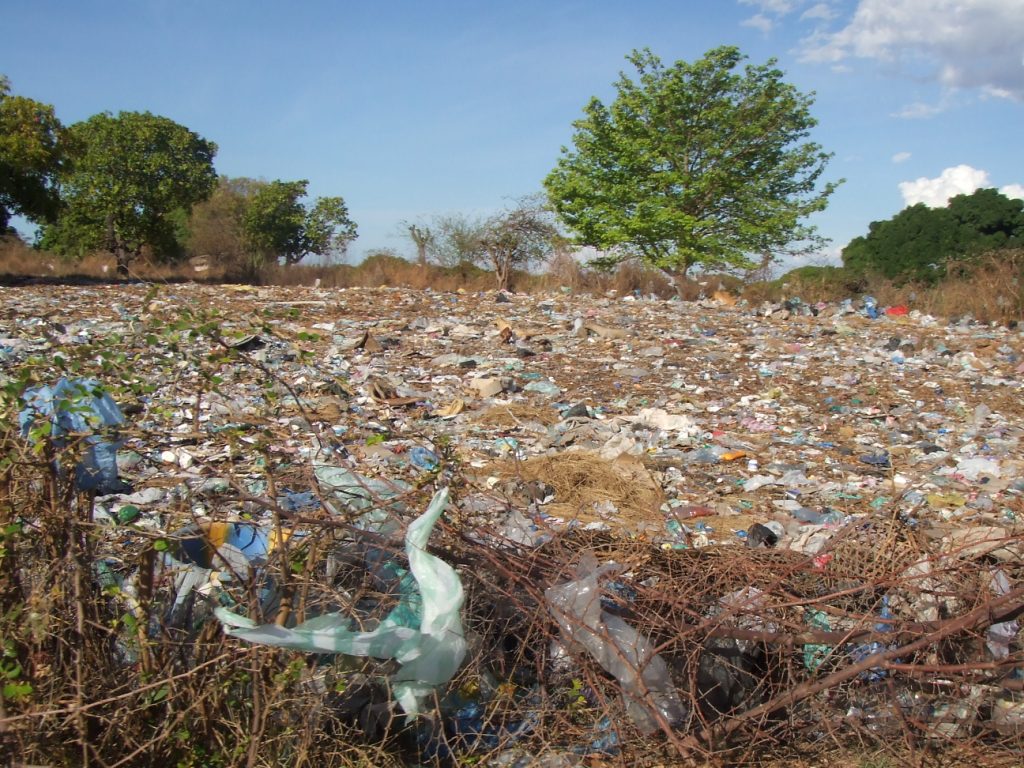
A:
[891,151,911,164]
[898,164,991,207]
[741,13,775,33]
[891,100,947,119]
[740,0,796,13]
[799,0,1024,101]
[801,2,837,21]
[1001,183,1024,200]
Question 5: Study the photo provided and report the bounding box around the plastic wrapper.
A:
[545,551,687,734]
[216,487,466,717]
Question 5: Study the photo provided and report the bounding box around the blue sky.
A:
[4,0,1023,272]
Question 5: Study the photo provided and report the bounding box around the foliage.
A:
[0,75,66,231]
[759,264,865,302]
[241,179,356,269]
[842,188,1024,282]
[184,176,265,271]
[544,46,839,278]
[479,199,559,291]
[39,111,217,274]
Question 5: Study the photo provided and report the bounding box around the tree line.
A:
[1,77,358,278]
[841,188,1024,283]
[14,46,1010,291]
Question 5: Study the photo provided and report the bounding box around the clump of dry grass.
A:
[474,403,560,428]
[492,450,665,525]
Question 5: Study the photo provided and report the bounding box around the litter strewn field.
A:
[1,282,1022,766]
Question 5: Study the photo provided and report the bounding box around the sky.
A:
[3,0,1023,272]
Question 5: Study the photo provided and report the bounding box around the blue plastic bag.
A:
[19,377,129,494]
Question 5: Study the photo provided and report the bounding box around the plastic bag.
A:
[545,552,687,733]
[314,461,410,515]
[19,377,129,494]
[216,487,466,718]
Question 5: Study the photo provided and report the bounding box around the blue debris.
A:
[19,377,130,494]
[277,489,321,513]
[859,452,891,468]
[409,445,440,471]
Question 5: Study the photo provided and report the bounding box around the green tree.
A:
[0,76,66,231]
[842,189,1024,282]
[544,46,839,280]
[241,180,356,270]
[947,188,1024,254]
[40,111,217,274]
[842,204,957,282]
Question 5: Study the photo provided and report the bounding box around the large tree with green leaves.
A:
[41,111,217,274]
[0,76,66,232]
[241,179,356,270]
[544,46,839,279]
[842,188,1024,282]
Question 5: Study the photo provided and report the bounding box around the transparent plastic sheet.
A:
[215,487,466,718]
[545,551,688,734]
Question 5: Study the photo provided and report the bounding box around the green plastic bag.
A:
[215,488,466,716]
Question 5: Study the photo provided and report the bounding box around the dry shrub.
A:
[746,251,1024,325]
[745,266,868,305]
[0,235,52,275]
[922,249,1024,323]
[611,260,676,298]
[257,261,358,288]
[0,238,233,284]
[543,250,586,292]
[258,256,518,293]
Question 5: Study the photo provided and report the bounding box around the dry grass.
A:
[0,237,233,284]
[473,403,560,428]
[490,450,665,526]
[4,234,1024,325]
[746,250,1024,325]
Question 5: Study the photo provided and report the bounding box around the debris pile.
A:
[1,282,1022,765]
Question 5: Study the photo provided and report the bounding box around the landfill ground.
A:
[2,280,1023,767]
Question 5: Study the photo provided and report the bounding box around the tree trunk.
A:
[494,255,511,292]
[115,245,130,279]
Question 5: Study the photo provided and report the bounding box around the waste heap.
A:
[1,281,1021,766]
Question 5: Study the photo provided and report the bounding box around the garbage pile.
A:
[1,281,1022,765]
